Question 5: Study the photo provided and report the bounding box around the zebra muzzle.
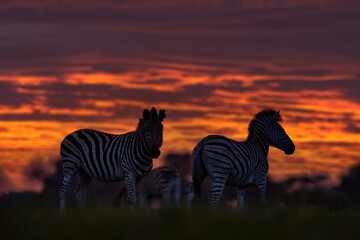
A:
[285,142,295,155]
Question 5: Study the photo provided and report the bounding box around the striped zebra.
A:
[59,107,166,212]
[186,109,295,210]
[113,166,182,209]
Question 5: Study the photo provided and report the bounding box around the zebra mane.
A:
[136,119,147,132]
[136,107,166,132]
[254,109,283,123]
[247,109,282,140]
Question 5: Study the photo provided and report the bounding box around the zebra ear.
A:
[158,109,166,121]
[143,109,151,120]
[271,110,280,122]
[151,107,158,120]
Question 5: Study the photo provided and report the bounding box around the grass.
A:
[1,206,360,240]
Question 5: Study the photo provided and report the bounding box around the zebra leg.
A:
[173,176,182,208]
[256,179,267,207]
[258,188,267,207]
[185,183,195,210]
[60,161,78,213]
[161,186,172,207]
[236,187,245,212]
[125,172,137,210]
[74,170,92,211]
[209,175,228,210]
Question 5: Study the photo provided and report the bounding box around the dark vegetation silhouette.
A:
[1,153,360,210]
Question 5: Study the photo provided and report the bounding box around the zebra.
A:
[112,166,182,209]
[59,107,166,212]
[186,109,295,210]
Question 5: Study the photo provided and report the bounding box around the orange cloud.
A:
[1,69,360,194]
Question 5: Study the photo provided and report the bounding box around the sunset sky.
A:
[0,0,360,194]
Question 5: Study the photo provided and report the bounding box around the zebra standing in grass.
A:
[187,109,295,210]
[59,107,166,212]
[113,166,182,209]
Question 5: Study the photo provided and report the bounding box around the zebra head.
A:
[268,110,295,155]
[140,107,166,158]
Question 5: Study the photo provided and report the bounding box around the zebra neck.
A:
[137,130,152,157]
[258,141,269,158]
[247,129,270,157]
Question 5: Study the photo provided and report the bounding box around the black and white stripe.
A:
[113,166,182,208]
[187,109,295,210]
[59,107,166,212]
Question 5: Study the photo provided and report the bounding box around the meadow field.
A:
[1,206,359,240]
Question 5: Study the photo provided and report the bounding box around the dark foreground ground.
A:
[1,206,359,240]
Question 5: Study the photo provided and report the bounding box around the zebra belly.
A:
[226,173,255,187]
[80,160,124,182]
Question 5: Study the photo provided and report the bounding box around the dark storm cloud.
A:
[0,111,106,122]
[0,0,359,122]
[139,78,181,85]
[0,0,352,11]
[165,109,208,120]
[256,79,360,92]
[0,79,257,121]
[23,80,254,105]
[0,106,209,123]
[344,124,360,134]
[1,1,359,78]
[1,76,359,122]
[254,79,360,104]
[0,81,33,106]
[244,67,335,77]
[343,113,360,134]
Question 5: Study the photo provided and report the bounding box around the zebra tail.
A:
[192,141,207,198]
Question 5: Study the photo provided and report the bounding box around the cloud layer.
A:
[0,0,359,193]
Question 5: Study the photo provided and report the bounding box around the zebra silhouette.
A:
[113,166,182,209]
[59,107,166,212]
[187,109,295,210]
